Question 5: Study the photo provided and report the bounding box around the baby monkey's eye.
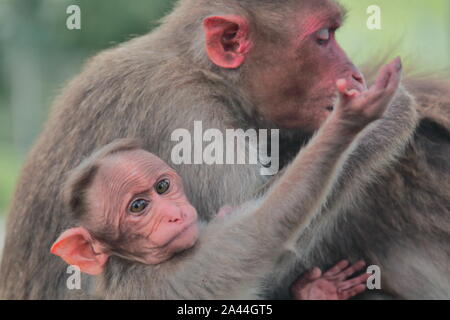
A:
[155,179,170,195]
[129,199,149,215]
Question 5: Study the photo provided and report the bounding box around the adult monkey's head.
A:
[177,0,366,132]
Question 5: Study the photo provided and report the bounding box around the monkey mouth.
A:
[166,221,198,246]
[326,105,334,112]
[178,222,197,236]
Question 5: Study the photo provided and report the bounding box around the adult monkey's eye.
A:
[129,199,149,214]
[316,28,330,45]
[155,179,170,195]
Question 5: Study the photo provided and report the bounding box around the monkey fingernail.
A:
[347,89,360,97]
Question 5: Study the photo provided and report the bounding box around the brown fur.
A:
[0,0,448,299]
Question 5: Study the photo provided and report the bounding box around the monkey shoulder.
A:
[382,78,450,187]
[366,108,450,224]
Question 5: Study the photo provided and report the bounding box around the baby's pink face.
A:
[88,150,199,264]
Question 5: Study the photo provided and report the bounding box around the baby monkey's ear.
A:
[50,227,109,275]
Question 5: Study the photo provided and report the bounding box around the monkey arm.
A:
[323,87,418,217]
[293,86,419,260]
[160,116,363,299]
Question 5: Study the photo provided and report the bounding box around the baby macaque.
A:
[52,142,368,300]
[51,60,401,299]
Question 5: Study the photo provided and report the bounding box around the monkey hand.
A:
[290,260,370,300]
[334,57,402,133]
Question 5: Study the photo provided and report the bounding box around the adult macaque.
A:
[1,0,448,300]
[51,136,370,299]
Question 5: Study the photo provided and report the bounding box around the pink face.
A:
[203,0,366,133]
[88,150,199,264]
[245,1,366,132]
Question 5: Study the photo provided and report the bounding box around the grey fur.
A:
[0,0,448,300]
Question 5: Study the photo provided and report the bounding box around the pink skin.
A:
[246,19,366,131]
[292,260,371,300]
[51,150,200,274]
[203,15,251,69]
[203,1,366,132]
[335,56,402,128]
[88,151,199,263]
[297,2,344,42]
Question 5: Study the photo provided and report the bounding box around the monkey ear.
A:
[203,15,251,69]
[50,227,109,276]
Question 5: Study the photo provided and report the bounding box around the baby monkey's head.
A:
[51,139,199,275]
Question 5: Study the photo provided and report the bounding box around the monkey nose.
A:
[168,216,181,223]
[164,204,183,224]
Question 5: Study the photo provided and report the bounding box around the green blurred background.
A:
[0,0,449,218]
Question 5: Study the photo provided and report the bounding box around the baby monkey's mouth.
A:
[165,221,198,246]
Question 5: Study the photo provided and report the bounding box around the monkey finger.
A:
[324,260,349,277]
[336,79,348,94]
[373,69,391,91]
[380,57,401,93]
[361,80,387,106]
[304,267,322,282]
[336,79,360,98]
[292,267,322,290]
[385,59,402,95]
[337,273,370,291]
[339,260,366,279]
[347,89,361,97]
[373,58,399,91]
